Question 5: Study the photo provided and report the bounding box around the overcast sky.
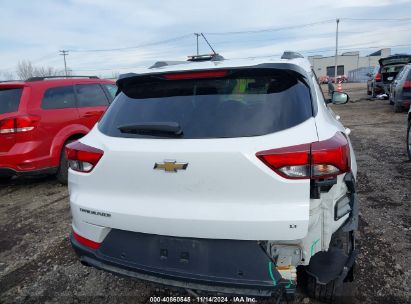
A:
[1,0,411,78]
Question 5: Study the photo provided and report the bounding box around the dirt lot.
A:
[0,83,410,303]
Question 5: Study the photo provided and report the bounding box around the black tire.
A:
[56,140,73,184]
[0,176,13,183]
[367,85,371,95]
[407,120,411,161]
[394,102,403,113]
[299,231,356,303]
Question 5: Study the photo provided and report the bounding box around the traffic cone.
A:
[337,81,342,92]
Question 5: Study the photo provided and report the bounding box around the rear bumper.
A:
[0,166,57,177]
[70,231,292,297]
[0,140,54,173]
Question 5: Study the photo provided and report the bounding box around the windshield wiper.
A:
[118,122,183,137]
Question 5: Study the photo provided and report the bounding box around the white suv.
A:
[67,52,358,302]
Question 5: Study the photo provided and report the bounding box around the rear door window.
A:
[75,84,109,107]
[42,86,76,109]
[99,69,313,139]
[0,88,23,114]
[102,84,117,101]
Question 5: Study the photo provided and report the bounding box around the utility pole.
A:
[59,50,69,77]
[334,18,340,84]
[194,33,200,55]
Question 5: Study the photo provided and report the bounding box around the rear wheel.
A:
[56,140,74,184]
[299,231,356,303]
[367,85,371,95]
[407,120,411,160]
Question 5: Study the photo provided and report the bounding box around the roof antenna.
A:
[186,33,224,62]
[200,33,217,55]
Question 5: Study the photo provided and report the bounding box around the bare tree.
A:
[16,60,72,80]
[16,60,35,80]
[0,70,15,81]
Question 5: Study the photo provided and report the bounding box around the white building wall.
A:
[308,48,391,77]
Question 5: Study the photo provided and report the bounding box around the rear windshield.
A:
[98,69,313,139]
[0,88,23,114]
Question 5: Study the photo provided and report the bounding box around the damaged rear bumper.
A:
[70,230,293,297]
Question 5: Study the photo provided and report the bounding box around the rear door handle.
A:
[82,111,103,118]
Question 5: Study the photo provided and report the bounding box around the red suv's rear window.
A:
[0,88,23,114]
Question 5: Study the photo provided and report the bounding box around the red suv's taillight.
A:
[374,73,381,82]
[403,80,411,89]
[66,141,103,173]
[256,133,350,179]
[0,115,40,134]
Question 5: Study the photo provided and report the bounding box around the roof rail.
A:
[149,61,188,69]
[187,53,225,62]
[26,75,99,81]
[281,51,304,60]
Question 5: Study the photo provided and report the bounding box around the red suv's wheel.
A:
[56,140,75,184]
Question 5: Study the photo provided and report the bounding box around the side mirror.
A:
[331,91,349,105]
[366,73,372,77]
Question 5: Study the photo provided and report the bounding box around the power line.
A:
[69,43,411,72]
[60,18,411,54]
[341,17,411,22]
[64,20,338,54]
[204,19,336,36]
[69,34,193,53]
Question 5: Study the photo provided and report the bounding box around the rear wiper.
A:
[118,122,183,137]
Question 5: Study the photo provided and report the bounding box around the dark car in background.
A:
[390,64,411,112]
[379,54,411,97]
[368,55,411,98]
[367,66,383,97]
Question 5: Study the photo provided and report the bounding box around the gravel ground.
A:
[0,84,410,303]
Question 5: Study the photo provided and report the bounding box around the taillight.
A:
[374,73,381,81]
[403,80,411,88]
[66,141,103,173]
[0,115,40,134]
[311,132,350,178]
[73,231,101,250]
[163,70,228,80]
[256,133,350,180]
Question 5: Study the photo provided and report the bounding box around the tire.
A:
[371,86,376,98]
[367,85,371,95]
[56,140,73,184]
[0,176,13,183]
[407,120,411,161]
[394,102,403,113]
[299,231,356,303]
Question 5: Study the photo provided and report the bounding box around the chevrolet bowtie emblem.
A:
[154,160,188,172]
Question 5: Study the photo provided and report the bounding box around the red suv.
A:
[0,76,116,183]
